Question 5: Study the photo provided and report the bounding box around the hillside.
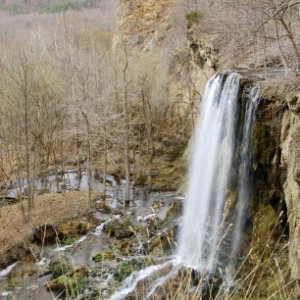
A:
[0,0,115,14]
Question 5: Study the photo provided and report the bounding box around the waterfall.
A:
[108,73,259,299]
[177,73,259,276]
[227,85,260,271]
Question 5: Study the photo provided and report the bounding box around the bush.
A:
[39,0,100,14]
[185,11,201,28]
[0,4,22,14]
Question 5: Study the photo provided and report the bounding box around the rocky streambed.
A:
[0,192,183,300]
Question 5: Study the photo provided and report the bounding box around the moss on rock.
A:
[250,204,282,263]
[92,251,114,262]
[104,218,135,240]
[45,266,88,298]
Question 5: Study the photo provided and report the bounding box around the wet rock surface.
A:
[0,192,183,300]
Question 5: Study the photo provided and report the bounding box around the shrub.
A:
[0,4,22,14]
[185,11,201,28]
[39,0,100,14]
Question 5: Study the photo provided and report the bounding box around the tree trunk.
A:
[273,19,289,70]
[103,135,108,202]
[82,112,93,209]
[121,40,131,208]
[24,77,33,222]
[280,17,300,73]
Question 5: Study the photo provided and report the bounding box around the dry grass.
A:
[0,191,90,262]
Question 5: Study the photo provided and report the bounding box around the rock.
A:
[250,204,281,263]
[118,0,173,51]
[280,103,300,280]
[49,261,72,279]
[113,260,146,282]
[57,220,93,237]
[92,251,114,262]
[103,218,135,239]
[286,94,300,114]
[0,243,39,270]
[33,224,60,245]
[45,266,88,298]
[145,226,176,255]
[94,201,113,214]
[33,218,95,248]
[159,201,182,227]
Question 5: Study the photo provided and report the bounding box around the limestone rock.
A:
[281,105,300,279]
[103,218,135,239]
[33,224,60,244]
[250,204,280,263]
[45,266,88,297]
[57,220,94,237]
[118,0,174,52]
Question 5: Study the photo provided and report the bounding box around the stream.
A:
[1,169,142,205]
[0,188,183,300]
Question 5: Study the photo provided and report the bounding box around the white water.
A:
[36,257,50,267]
[0,262,17,277]
[225,84,260,284]
[178,73,241,272]
[94,215,120,236]
[178,74,259,276]
[54,235,88,252]
[108,261,173,300]
[106,73,259,299]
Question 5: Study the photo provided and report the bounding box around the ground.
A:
[0,191,90,267]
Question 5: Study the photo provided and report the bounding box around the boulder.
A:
[103,218,135,239]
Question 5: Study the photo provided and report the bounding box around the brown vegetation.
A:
[185,0,300,72]
[0,3,192,217]
[0,191,90,267]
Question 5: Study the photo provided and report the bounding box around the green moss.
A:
[5,278,17,291]
[92,251,114,262]
[53,275,82,297]
[46,267,88,297]
[252,123,276,169]
[49,262,70,278]
[104,219,135,239]
[0,4,22,14]
[63,235,75,246]
[39,0,100,14]
[113,260,144,282]
[251,204,281,263]
[185,11,201,28]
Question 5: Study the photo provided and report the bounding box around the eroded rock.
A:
[45,266,88,298]
[103,218,135,240]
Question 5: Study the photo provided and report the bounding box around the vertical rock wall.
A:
[281,94,300,279]
[117,1,300,284]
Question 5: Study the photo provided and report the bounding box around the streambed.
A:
[0,192,183,300]
[1,169,134,203]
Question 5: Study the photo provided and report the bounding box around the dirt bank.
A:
[0,191,90,268]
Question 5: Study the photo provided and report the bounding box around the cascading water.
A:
[177,73,259,276]
[178,73,240,272]
[108,73,259,299]
[226,84,260,280]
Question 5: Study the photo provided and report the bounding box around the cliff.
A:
[280,89,300,279]
[117,0,300,295]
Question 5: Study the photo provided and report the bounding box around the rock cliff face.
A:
[118,0,175,52]
[117,0,300,287]
[116,0,217,191]
[118,0,216,96]
[281,93,300,279]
